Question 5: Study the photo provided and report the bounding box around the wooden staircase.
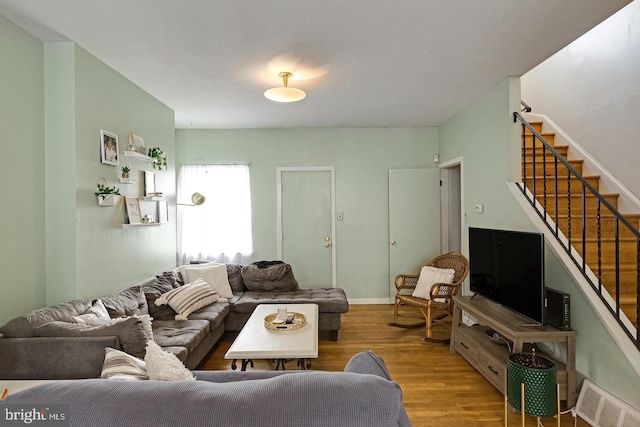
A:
[522,121,639,330]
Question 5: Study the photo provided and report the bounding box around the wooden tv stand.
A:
[450,295,577,408]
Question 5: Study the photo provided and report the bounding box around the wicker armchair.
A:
[388,251,469,343]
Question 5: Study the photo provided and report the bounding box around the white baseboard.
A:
[348,298,392,305]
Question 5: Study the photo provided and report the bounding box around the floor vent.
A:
[575,379,640,427]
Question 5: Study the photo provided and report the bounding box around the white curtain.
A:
[177,164,253,265]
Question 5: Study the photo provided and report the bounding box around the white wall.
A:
[521,1,640,198]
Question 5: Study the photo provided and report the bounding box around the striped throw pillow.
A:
[101,347,148,380]
[155,278,219,320]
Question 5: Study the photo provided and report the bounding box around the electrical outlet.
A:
[474,204,484,213]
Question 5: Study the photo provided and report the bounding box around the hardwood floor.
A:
[198,304,587,426]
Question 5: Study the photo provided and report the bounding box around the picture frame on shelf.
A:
[144,171,156,197]
[100,130,119,166]
[124,196,142,224]
[158,200,168,223]
[128,132,145,155]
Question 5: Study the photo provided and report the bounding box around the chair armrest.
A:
[393,274,419,291]
[429,282,458,299]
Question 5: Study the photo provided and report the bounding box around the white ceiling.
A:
[0,0,630,129]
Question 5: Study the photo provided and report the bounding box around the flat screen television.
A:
[469,227,545,325]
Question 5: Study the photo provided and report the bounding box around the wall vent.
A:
[575,379,640,427]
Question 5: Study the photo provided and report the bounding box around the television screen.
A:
[469,227,545,325]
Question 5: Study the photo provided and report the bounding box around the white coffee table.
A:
[225,303,318,371]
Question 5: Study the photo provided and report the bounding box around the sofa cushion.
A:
[0,299,92,338]
[35,317,148,358]
[241,262,299,292]
[101,286,148,318]
[152,319,209,355]
[142,276,179,321]
[101,347,148,381]
[187,302,230,331]
[226,264,245,292]
[233,288,349,314]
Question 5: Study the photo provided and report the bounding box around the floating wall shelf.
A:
[122,223,162,229]
[123,151,153,163]
[119,178,137,184]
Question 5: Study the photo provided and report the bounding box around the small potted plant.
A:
[121,166,131,179]
[148,147,167,171]
[95,180,121,207]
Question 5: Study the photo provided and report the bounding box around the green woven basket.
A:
[507,352,557,417]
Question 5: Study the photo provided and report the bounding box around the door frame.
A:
[276,167,337,287]
[439,157,465,255]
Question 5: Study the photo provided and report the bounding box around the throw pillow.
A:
[180,263,233,299]
[241,262,299,292]
[88,314,154,342]
[144,340,195,381]
[35,317,148,358]
[412,266,456,300]
[101,286,148,318]
[101,347,148,380]
[71,299,111,325]
[155,279,220,320]
[142,277,179,321]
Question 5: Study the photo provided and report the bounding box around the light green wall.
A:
[43,43,177,302]
[175,127,437,299]
[0,15,46,323]
[0,13,177,325]
[439,77,640,409]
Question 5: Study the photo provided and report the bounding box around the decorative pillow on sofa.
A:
[180,263,233,299]
[71,299,111,325]
[142,277,179,321]
[241,262,299,292]
[155,279,220,320]
[225,263,246,293]
[101,286,148,318]
[145,340,195,381]
[35,317,148,358]
[88,314,154,342]
[101,347,148,380]
[412,266,455,300]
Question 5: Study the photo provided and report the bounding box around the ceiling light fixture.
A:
[264,72,306,103]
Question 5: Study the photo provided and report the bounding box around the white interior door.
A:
[278,168,335,288]
[389,168,441,299]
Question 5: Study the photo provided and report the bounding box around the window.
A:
[177,164,253,264]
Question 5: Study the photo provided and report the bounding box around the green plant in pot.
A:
[121,166,131,179]
[148,147,167,171]
[95,182,120,195]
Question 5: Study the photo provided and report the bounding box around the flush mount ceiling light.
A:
[264,72,306,103]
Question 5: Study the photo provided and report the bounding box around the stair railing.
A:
[513,111,639,349]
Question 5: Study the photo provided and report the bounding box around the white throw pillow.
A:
[180,263,233,299]
[155,278,220,320]
[145,340,195,381]
[71,299,111,325]
[101,347,148,380]
[412,266,456,300]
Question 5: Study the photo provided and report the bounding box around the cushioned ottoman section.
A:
[152,319,209,355]
[232,288,349,314]
[187,302,230,331]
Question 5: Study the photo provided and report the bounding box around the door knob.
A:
[325,236,331,242]
[390,240,396,246]
[325,242,331,248]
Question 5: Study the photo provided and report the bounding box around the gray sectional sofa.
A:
[0,263,349,379]
[1,351,411,427]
